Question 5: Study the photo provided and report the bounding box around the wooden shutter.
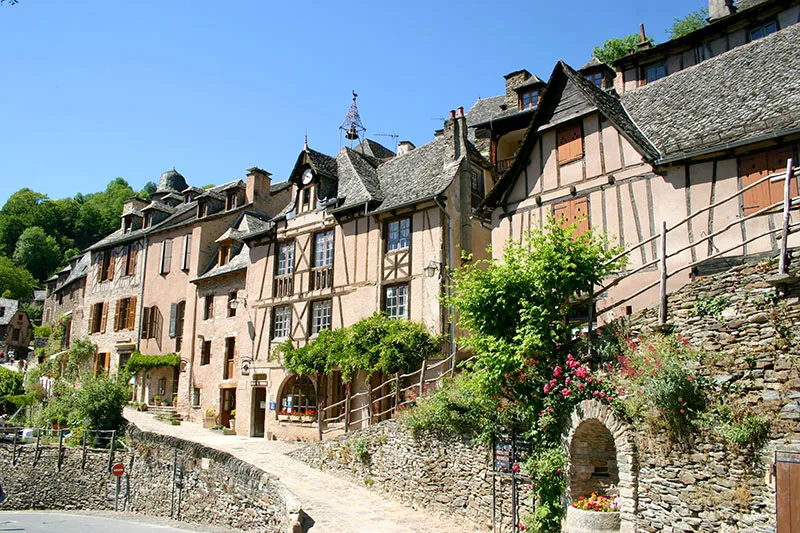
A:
[182,234,192,271]
[741,153,770,215]
[767,147,798,205]
[97,252,105,283]
[554,197,590,237]
[128,246,137,276]
[163,239,173,274]
[159,242,166,273]
[168,302,177,338]
[113,300,121,331]
[127,296,137,330]
[107,251,116,281]
[88,303,96,333]
[141,306,150,339]
[557,122,584,164]
[100,302,108,333]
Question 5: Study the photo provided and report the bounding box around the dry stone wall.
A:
[0,424,301,533]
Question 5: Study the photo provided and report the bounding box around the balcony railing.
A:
[496,157,515,174]
[274,275,293,297]
[310,265,333,290]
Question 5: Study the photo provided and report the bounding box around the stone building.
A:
[0,298,32,358]
[480,10,800,321]
[43,252,90,349]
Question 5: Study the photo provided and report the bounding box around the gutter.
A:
[654,126,800,166]
[433,196,457,362]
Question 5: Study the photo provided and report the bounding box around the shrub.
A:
[0,366,24,415]
[351,437,370,464]
[74,375,129,431]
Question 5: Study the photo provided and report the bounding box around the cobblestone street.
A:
[124,408,481,533]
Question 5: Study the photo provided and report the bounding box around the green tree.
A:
[669,8,708,39]
[592,34,648,64]
[0,366,24,415]
[139,181,157,201]
[0,256,35,300]
[13,226,62,282]
[75,375,129,431]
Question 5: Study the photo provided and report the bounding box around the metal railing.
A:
[0,427,126,471]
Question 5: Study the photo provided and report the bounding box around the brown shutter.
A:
[573,197,589,236]
[97,252,104,283]
[88,303,96,333]
[767,147,797,205]
[129,246,138,276]
[557,123,584,164]
[113,300,121,331]
[141,306,150,339]
[108,251,116,281]
[100,302,108,333]
[741,153,769,215]
[164,239,173,274]
[128,296,137,330]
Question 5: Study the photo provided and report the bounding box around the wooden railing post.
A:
[418,360,428,398]
[317,403,324,442]
[344,385,351,434]
[658,220,668,326]
[393,372,400,416]
[779,158,794,276]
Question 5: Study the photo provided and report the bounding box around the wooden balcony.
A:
[274,275,293,298]
[310,266,333,290]
[496,157,515,174]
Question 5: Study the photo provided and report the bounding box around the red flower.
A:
[561,388,571,398]
[553,366,563,378]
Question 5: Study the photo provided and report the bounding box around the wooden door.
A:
[253,388,267,438]
[777,452,800,533]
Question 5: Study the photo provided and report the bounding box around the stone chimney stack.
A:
[397,141,416,156]
[709,0,735,21]
[246,167,272,206]
[503,69,532,110]
[443,108,469,163]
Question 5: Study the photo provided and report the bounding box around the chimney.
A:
[246,167,272,206]
[637,24,653,51]
[708,0,735,21]
[503,69,531,109]
[397,141,416,156]
[443,106,469,163]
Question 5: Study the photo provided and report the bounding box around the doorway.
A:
[253,388,267,437]
[220,388,236,427]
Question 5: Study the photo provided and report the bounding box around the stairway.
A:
[145,405,183,421]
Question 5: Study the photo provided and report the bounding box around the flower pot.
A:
[564,507,620,533]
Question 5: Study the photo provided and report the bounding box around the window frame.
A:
[200,340,212,366]
[643,62,667,84]
[203,295,214,321]
[272,305,292,340]
[383,284,409,319]
[310,299,332,336]
[159,239,173,275]
[313,230,335,268]
[385,217,411,253]
[280,375,317,416]
[276,241,295,276]
[749,19,778,41]
[518,89,539,110]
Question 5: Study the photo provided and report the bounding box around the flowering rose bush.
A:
[572,493,620,512]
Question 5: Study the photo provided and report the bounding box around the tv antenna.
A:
[374,131,400,151]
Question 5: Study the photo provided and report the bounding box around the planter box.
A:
[203,417,217,429]
[564,507,620,533]
[277,414,315,423]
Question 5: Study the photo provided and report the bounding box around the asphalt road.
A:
[0,512,234,533]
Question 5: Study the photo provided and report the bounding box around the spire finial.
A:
[340,90,366,148]
[304,130,308,150]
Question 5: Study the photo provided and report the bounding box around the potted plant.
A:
[229,409,236,430]
[565,494,621,533]
[172,395,178,407]
[153,395,161,406]
[203,408,217,429]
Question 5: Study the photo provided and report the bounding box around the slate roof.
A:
[193,243,249,282]
[465,95,507,126]
[33,290,47,302]
[307,149,339,179]
[622,23,800,161]
[515,75,546,90]
[55,253,90,291]
[0,299,20,326]
[736,0,772,11]
[355,139,396,160]
[579,57,607,71]
[194,212,271,282]
[270,181,292,193]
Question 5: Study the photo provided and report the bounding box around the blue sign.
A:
[269,401,277,411]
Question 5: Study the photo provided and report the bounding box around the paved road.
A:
[0,511,233,532]
[125,408,482,533]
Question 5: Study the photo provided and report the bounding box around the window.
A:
[554,197,590,237]
[227,292,237,318]
[280,375,317,416]
[123,245,137,277]
[750,20,778,40]
[0,307,4,317]
[159,239,173,275]
[301,188,312,212]
[223,337,235,380]
[93,353,110,376]
[113,296,137,331]
[386,218,411,252]
[200,340,211,365]
[644,62,667,84]
[384,285,408,319]
[203,295,214,320]
[174,301,186,352]
[273,305,292,339]
[181,234,192,271]
[557,123,584,165]
[471,172,485,208]
[519,89,539,110]
[740,147,798,215]
[310,299,332,335]
[98,251,114,282]
[141,306,161,340]
[219,245,231,266]
[277,241,295,275]
[226,191,239,210]
[10,328,19,342]
[192,387,201,407]
[89,302,107,334]
[314,230,334,267]
[198,202,209,218]
[587,71,604,88]
[158,377,166,396]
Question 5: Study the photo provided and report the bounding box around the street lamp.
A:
[424,261,442,278]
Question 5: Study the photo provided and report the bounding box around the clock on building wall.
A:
[301,168,314,185]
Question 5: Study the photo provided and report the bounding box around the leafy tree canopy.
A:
[0,256,35,300]
[592,33,650,64]
[669,8,708,39]
[13,226,62,282]
[0,366,24,415]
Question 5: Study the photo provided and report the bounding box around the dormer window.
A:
[519,89,539,110]
[185,194,193,204]
[644,62,667,84]
[198,202,209,218]
[225,191,239,210]
[144,214,153,228]
[218,244,231,266]
[587,71,604,88]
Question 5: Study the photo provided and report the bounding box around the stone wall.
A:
[0,424,301,533]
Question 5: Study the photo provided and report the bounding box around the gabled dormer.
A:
[141,201,175,228]
[285,147,339,217]
[196,190,224,219]
[120,197,148,232]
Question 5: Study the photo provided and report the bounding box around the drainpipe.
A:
[433,196,457,363]
[135,235,149,349]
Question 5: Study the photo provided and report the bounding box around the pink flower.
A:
[546,407,553,414]
[565,377,572,386]
[593,391,600,397]
[608,396,614,402]
[678,397,683,403]
[600,391,607,399]
[561,388,571,398]
[556,467,563,474]
[680,409,685,414]
[575,366,588,379]
[512,462,520,473]
[648,345,655,352]
[549,379,557,387]
[587,376,594,383]
[553,366,563,378]
[687,375,694,381]
[543,384,550,394]
[578,382,585,391]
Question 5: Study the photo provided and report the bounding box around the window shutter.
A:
[169,302,178,338]
[183,234,192,271]
[113,300,121,331]
[164,239,173,274]
[97,252,105,283]
[573,197,589,236]
[128,296,137,330]
[767,147,797,204]
[557,123,584,164]
[100,302,108,333]
[741,153,769,215]
[88,303,96,332]
[107,251,116,281]
[129,246,137,276]
[141,306,150,339]
[159,242,166,273]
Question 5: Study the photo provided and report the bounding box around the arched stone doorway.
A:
[563,400,638,533]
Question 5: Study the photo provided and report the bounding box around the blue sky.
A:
[0,0,705,205]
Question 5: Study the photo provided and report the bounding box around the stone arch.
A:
[563,400,638,532]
